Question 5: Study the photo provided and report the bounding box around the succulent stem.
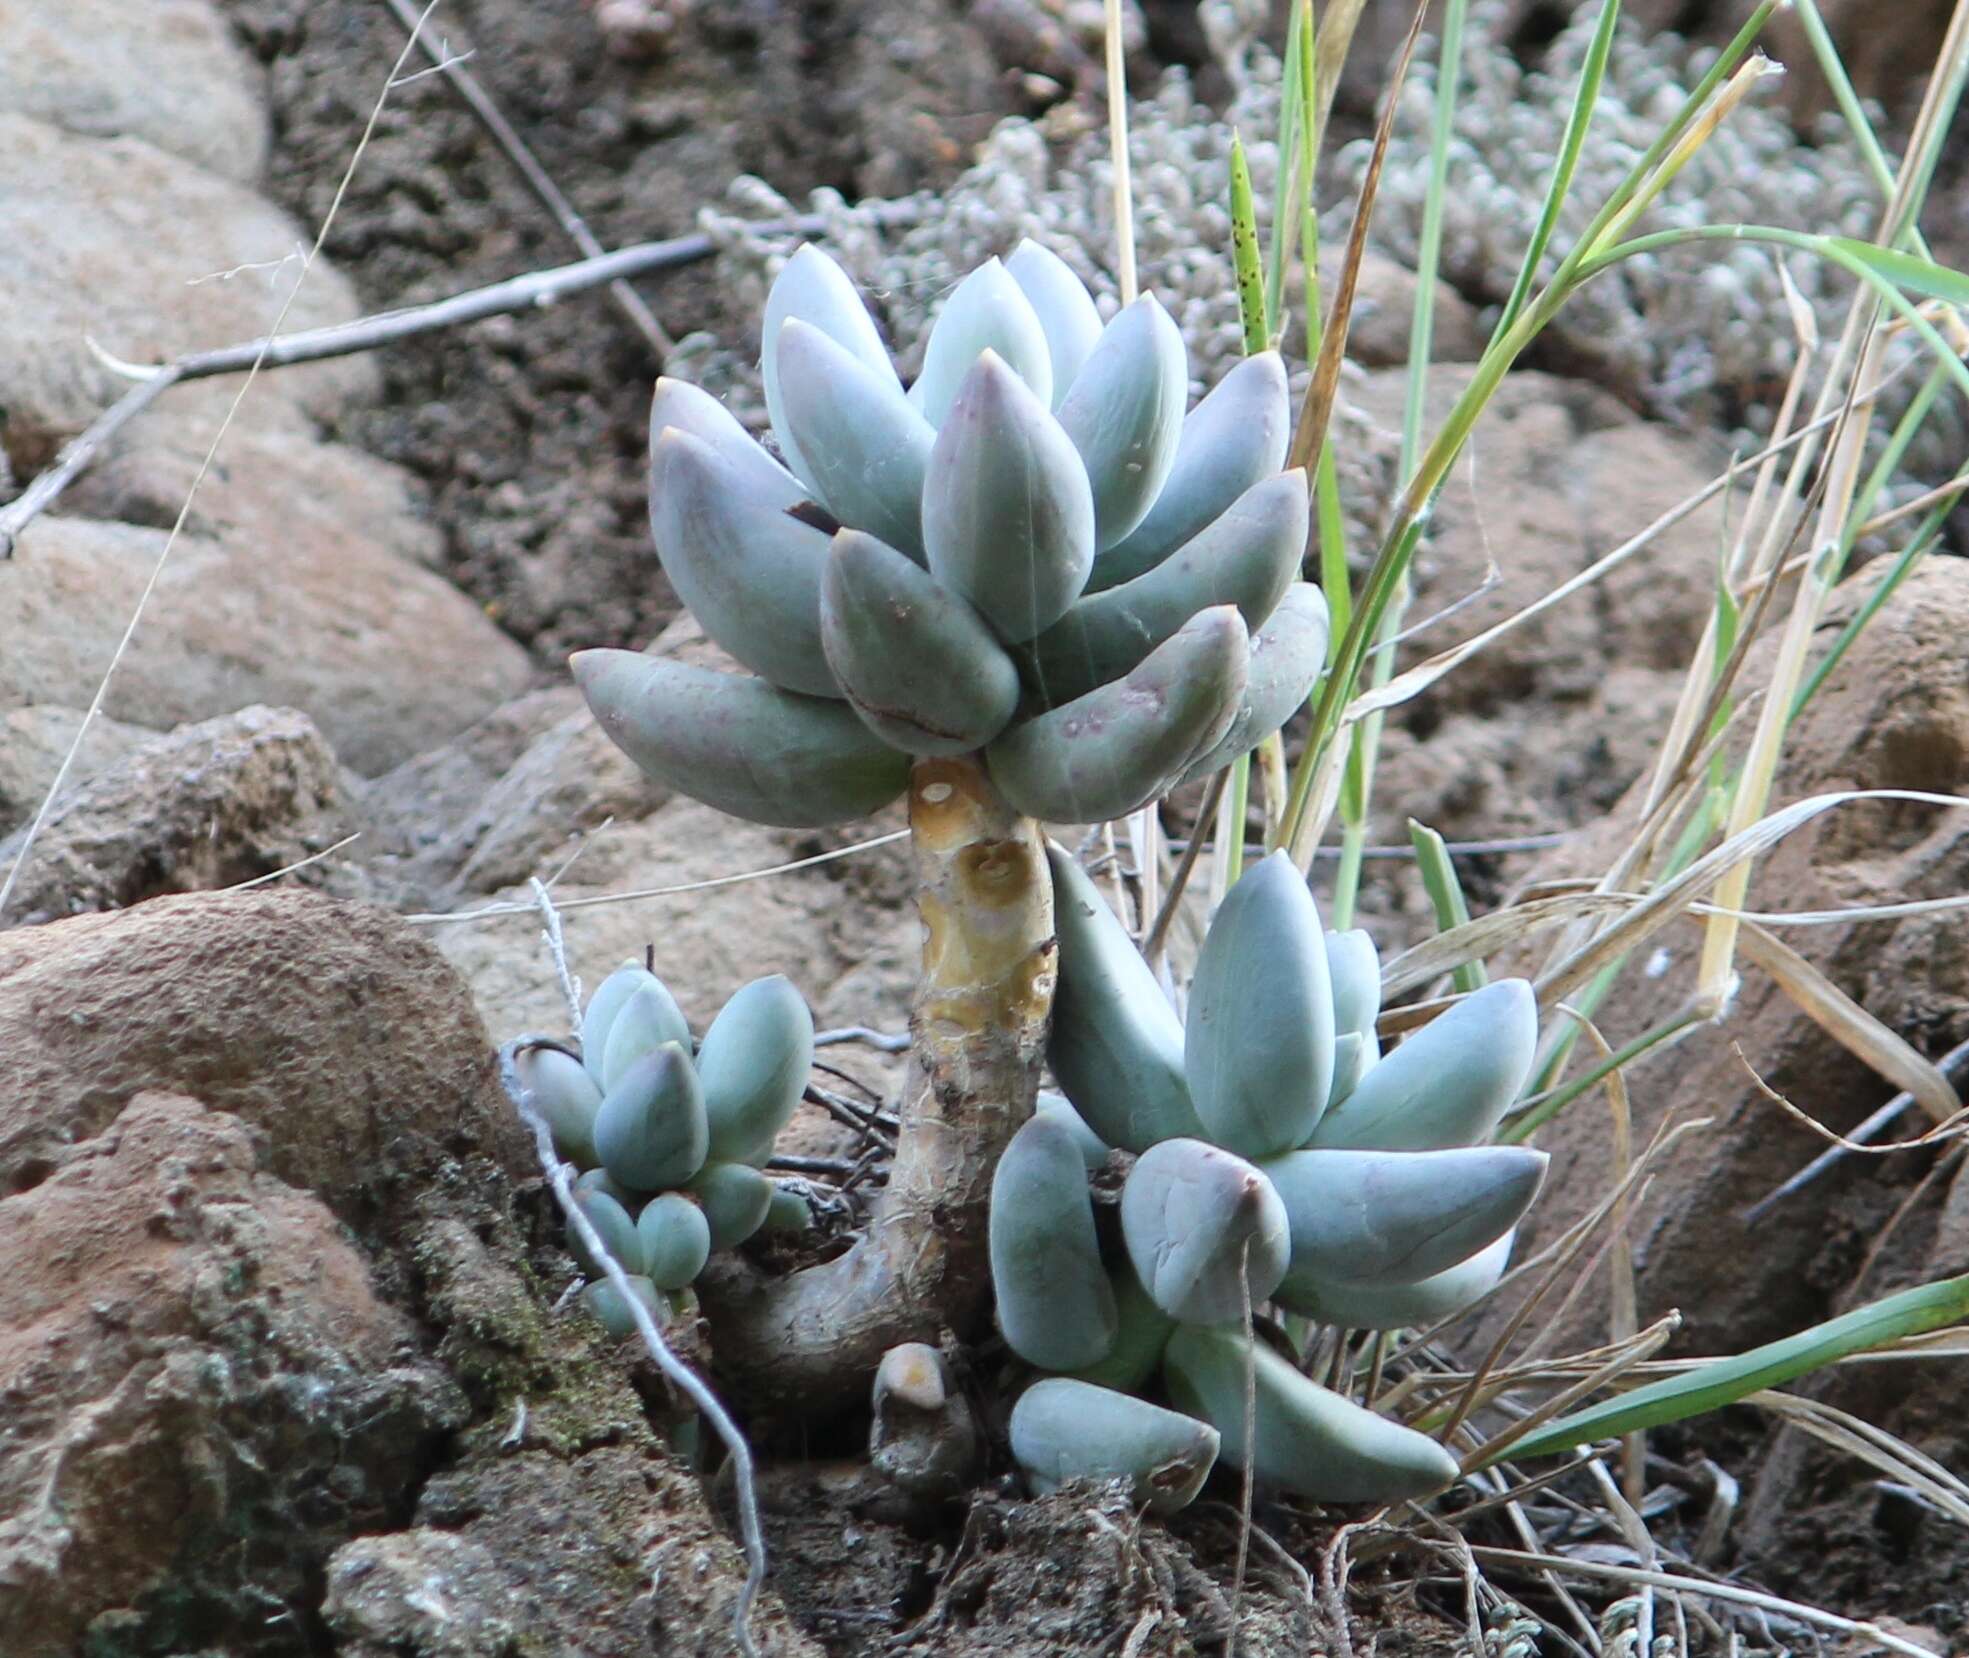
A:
[700,756,1056,1414]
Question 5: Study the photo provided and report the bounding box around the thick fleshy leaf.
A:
[1063,1258,1178,1392]
[923,351,1095,643]
[649,376,799,496]
[637,1191,713,1290]
[910,257,1053,425]
[1005,239,1104,406]
[1121,1138,1289,1325]
[763,1181,814,1233]
[580,1274,668,1338]
[1324,1029,1378,1115]
[1044,843,1205,1152]
[1022,469,1308,706]
[593,1042,709,1192]
[581,964,691,1089]
[689,1161,776,1249]
[1034,1090,1110,1171]
[572,650,911,829]
[1264,1146,1547,1300]
[988,606,1247,822]
[1311,979,1538,1151]
[649,427,838,698]
[517,1045,602,1168]
[820,529,1022,756]
[1056,295,1188,550]
[1283,1231,1514,1331]
[573,1166,638,1207]
[697,974,814,1166]
[567,1187,645,1278]
[1178,583,1330,785]
[1185,851,1335,1157]
[989,1114,1117,1371]
[776,318,934,557]
[1326,929,1382,1038]
[762,243,897,490]
[599,980,696,1094]
[1091,351,1293,590]
[1011,1379,1219,1514]
[1163,1325,1460,1502]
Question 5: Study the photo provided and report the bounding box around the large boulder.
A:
[1486,556,1969,1616]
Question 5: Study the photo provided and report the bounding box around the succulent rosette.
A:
[572,240,1328,827]
[1000,851,1548,1509]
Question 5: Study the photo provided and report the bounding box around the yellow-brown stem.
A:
[698,756,1055,1416]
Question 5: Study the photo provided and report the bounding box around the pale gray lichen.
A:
[673,2,1955,532]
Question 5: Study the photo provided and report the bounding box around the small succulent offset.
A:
[1000,849,1548,1511]
[512,963,815,1335]
[571,240,1329,828]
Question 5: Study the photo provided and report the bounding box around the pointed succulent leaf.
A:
[1005,239,1103,406]
[649,427,838,698]
[1011,1379,1220,1514]
[910,256,1053,425]
[516,1045,602,1168]
[649,376,799,496]
[1120,1138,1290,1325]
[989,1114,1117,1371]
[572,650,910,828]
[580,1273,668,1339]
[1326,929,1382,1039]
[593,1042,709,1192]
[1091,351,1293,590]
[697,974,814,1166]
[763,1181,815,1234]
[567,1187,645,1278]
[820,529,1022,756]
[1178,583,1330,785]
[1280,1231,1516,1331]
[1311,979,1538,1152]
[1163,1325,1460,1502]
[1186,851,1336,1157]
[988,605,1248,822]
[1324,1030,1378,1115]
[636,1191,713,1290]
[762,243,898,490]
[1055,294,1188,550]
[688,1161,776,1249]
[1063,1257,1177,1392]
[1022,469,1308,706]
[574,1166,638,1207]
[923,351,1094,643]
[1034,1090,1109,1171]
[1044,842,1204,1151]
[581,964,689,1087]
[599,980,694,1094]
[776,319,934,557]
[1264,1146,1548,1302]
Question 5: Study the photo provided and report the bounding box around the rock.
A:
[0,886,531,1234]
[1483,556,1969,1616]
[1337,246,1488,369]
[0,514,532,775]
[0,705,151,836]
[0,114,373,461]
[0,0,269,184]
[327,1448,826,1658]
[0,705,362,926]
[0,1090,470,1658]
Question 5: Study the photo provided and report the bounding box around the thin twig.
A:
[814,1025,911,1053]
[380,0,674,360]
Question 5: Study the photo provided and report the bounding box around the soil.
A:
[216,0,1019,667]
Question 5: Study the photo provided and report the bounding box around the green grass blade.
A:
[1229,132,1270,355]
[1826,238,1969,306]
[1486,1273,1969,1467]
[1263,0,1309,339]
[1409,819,1486,992]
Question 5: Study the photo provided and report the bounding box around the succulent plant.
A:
[571,241,1328,830]
[999,849,1547,1510]
[512,961,820,1336]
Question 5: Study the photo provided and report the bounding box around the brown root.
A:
[698,755,1056,1417]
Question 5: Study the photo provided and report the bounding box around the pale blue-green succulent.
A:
[573,240,1326,829]
[512,960,821,1338]
[992,848,1546,1510]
